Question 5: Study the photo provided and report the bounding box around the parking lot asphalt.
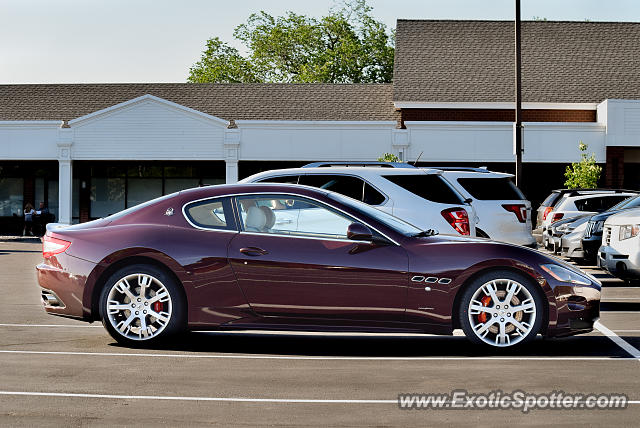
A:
[0,240,639,427]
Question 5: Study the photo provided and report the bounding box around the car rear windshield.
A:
[456,178,525,201]
[382,174,464,204]
[541,192,561,207]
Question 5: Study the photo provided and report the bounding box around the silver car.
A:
[560,217,592,260]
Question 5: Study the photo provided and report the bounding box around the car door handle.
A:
[239,247,269,256]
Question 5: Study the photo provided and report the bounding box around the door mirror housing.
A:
[347,222,373,241]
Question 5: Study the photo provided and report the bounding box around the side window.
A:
[256,175,299,184]
[383,174,464,204]
[299,175,365,201]
[236,195,353,240]
[363,183,386,205]
[184,197,233,230]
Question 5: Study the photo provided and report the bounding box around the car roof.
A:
[243,166,444,179]
[178,182,332,200]
[560,192,637,201]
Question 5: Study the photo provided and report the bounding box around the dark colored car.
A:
[37,184,600,349]
[582,195,640,262]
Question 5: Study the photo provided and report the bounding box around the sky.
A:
[2,0,639,84]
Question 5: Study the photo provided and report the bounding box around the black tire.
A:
[458,270,545,348]
[99,263,186,347]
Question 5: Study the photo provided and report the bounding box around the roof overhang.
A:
[393,102,598,110]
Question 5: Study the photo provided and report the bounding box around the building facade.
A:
[1,20,639,232]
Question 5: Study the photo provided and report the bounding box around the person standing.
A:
[35,202,50,236]
[23,203,35,236]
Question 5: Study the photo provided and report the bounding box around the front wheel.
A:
[99,264,186,347]
[459,270,544,348]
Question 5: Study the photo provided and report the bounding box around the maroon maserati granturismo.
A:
[37,183,601,348]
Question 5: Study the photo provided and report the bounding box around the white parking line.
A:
[0,391,637,405]
[594,321,640,361]
[0,349,635,361]
[0,323,102,328]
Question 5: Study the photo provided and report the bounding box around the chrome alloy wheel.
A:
[467,279,536,347]
[106,273,172,341]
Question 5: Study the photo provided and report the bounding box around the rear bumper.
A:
[36,253,97,319]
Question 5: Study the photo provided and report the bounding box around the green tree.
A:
[188,0,394,83]
[377,153,401,162]
[564,142,602,189]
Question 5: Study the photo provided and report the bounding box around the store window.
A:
[91,178,125,218]
[0,178,23,217]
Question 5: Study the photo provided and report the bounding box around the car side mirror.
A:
[347,222,373,241]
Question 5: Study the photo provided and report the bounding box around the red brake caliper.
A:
[153,301,164,312]
[477,295,492,323]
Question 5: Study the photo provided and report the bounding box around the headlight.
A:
[619,225,640,241]
[540,264,592,286]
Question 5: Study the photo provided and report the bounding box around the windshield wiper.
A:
[412,229,438,237]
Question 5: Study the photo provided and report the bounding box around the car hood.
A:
[591,210,621,222]
[604,208,640,226]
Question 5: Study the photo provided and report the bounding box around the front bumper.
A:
[36,253,97,319]
[581,235,602,259]
[546,280,600,338]
[560,236,585,259]
[597,245,640,279]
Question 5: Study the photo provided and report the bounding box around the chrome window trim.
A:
[181,196,238,232]
[237,230,373,245]
[182,191,400,246]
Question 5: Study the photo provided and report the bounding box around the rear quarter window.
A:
[575,196,632,212]
[383,174,463,204]
[456,178,525,200]
[184,197,235,230]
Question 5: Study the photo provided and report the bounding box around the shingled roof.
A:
[0,83,397,122]
[394,20,640,103]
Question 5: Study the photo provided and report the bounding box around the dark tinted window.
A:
[542,192,561,207]
[575,196,630,212]
[298,175,385,205]
[456,178,525,200]
[383,174,463,204]
[257,175,299,184]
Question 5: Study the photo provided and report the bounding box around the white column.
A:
[392,128,410,161]
[224,124,241,184]
[57,127,73,225]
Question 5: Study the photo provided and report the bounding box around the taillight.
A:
[441,208,470,235]
[502,204,527,223]
[551,212,564,223]
[42,235,71,258]
[542,206,553,220]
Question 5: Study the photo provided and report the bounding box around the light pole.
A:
[514,0,523,186]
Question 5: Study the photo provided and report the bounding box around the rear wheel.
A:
[99,264,185,346]
[459,270,544,348]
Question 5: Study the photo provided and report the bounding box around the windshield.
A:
[327,192,422,236]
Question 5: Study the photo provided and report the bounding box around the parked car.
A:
[538,190,637,247]
[543,214,589,253]
[598,208,640,280]
[581,195,640,262]
[534,189,634,244]
[300,162,534,246]
[38,183,601,348]
[560,218,592,261]
[240,166,478,237]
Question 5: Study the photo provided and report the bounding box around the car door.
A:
[227,193,409,323]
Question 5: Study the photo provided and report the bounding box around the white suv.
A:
[296,163,534,246]
[240,167,478,237]
[598,208,640,279]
